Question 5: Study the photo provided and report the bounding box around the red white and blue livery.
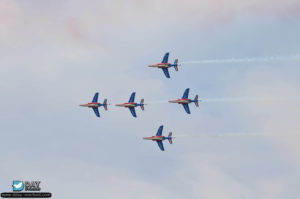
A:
[169,88,200,114]
[148,52,180,78]
[115,92,145,118]
[79,92,108,117]
[143,125,173,151]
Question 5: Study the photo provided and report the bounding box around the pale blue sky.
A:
[0,1,300,198]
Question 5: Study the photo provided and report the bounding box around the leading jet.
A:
[79,92,108,117]
[169,88,200,114]
[115,92,145,118]
[143,125,173,151]
[148,52,180,78]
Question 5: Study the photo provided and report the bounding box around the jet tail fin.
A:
[140,99,145,111]
[103,99,108,110]
[168,132,173,144]
[194,95,199,107]
[174,59,179,71]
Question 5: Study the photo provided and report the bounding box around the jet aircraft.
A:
[79,92,108,117]
[115,92,145,118]
[169,88,199,114]
[143,125,173,151]
[148,52,180,78]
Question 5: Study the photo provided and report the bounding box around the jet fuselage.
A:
[80,102,101,108]
[143,136,165,141]
[115,102,138,108]
[148,63,174,69]
[168,98,191,104]
[143,136,172,141]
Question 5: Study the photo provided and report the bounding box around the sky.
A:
[0,0,300,198]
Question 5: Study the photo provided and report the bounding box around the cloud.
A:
[2,0,300,42]
[228,65,300,164]
[0,156,172,199]
[173,154,291,199]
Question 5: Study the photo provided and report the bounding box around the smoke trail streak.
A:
[202,96,300,103]
[146,100,169,104]
[174,133,271,138]
[181,55,300,65]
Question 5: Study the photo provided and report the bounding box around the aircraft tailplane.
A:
[103,99,108,110]
[168,132,173,144]
[140,99,145,111]
[174,59,179,71]
[194,95,199,107]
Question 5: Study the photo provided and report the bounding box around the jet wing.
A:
[182,88,190,99]
[156,125,163,136]
[182,104,191,114]
[162,68,170,78]
[156,141,165,151]
[162,52,169,63]
[129,107,137,117]
[92,92,99,103]
[92,107,100,117]
[129,92,136,103]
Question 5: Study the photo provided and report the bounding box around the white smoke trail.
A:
[174,133,271,138]
[146,100,169,104]
[202,96,300,103]
[181,55,300,65]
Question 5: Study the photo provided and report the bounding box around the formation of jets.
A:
[79,88,199,118]
[79,52,199,151]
